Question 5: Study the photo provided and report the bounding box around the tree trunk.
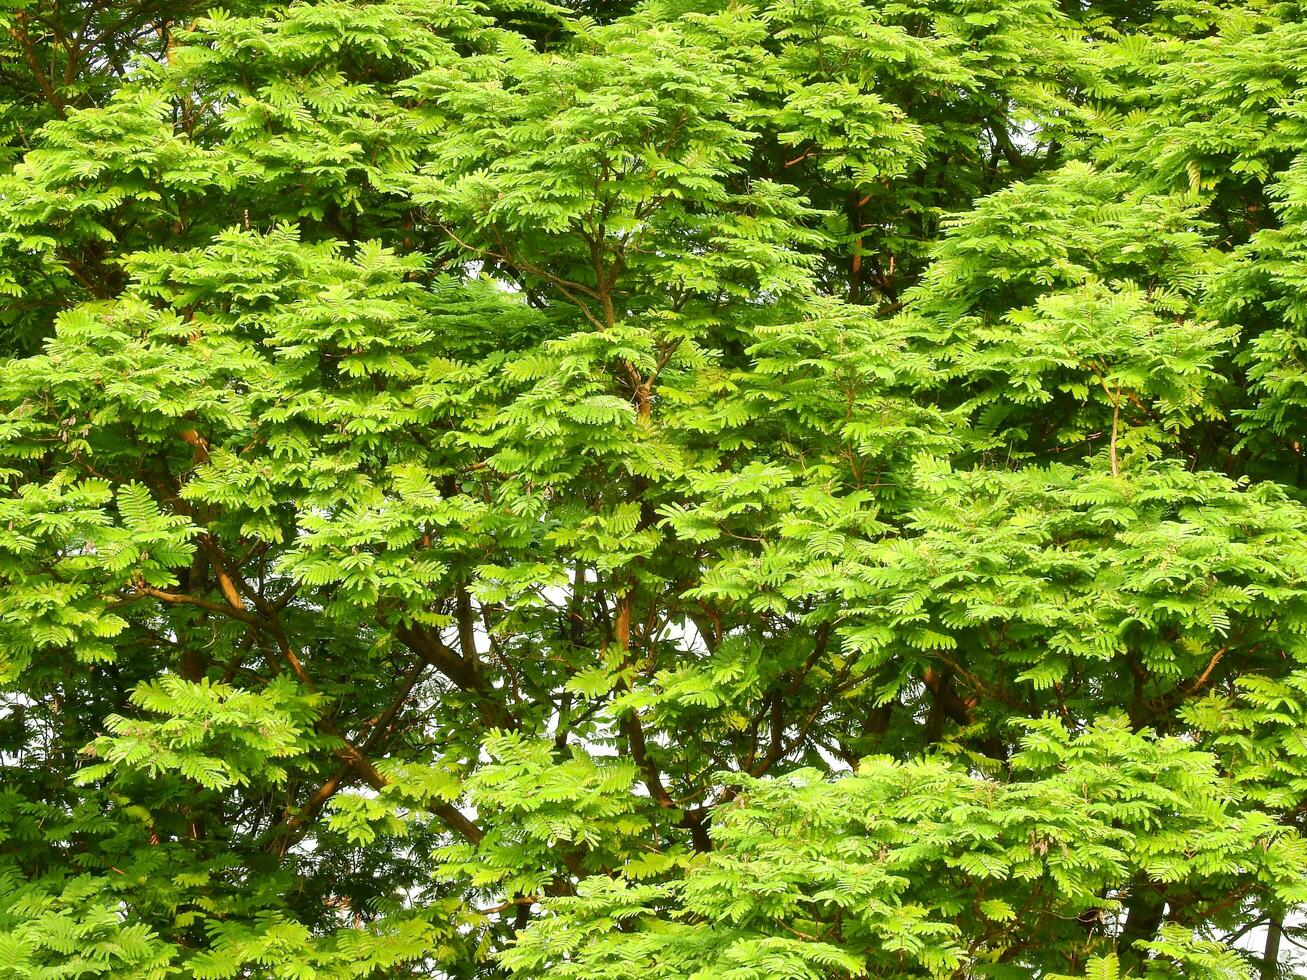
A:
[1261,913,1283,980]
[1118,877,1165,969]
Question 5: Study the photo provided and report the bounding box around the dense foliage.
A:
[2,0,1307,976]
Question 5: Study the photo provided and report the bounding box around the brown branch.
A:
[10,13,64,115]
[923,666,974,728]
[1185,646,1228,695]
[396,622,518,730]
[989,118,1024,170]
[454,586,481,670]
[611,590,710,851]
[476,895,541,916]
[332,733,485,844]
[441,223,604,328]
[291,650,485,845]
[360,660,427,755]
[268,762,353,854]
[1144,646,1230,720]
[132,585,259,624]
[922,666,1007,761]
[784,621,832,696]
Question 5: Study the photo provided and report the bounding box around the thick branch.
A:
[395,622,518,730]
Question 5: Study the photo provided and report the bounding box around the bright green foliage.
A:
[77,676,323,790]
[1,0,1306,978]
[506,718,1305,979]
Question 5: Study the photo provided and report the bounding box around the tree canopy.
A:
[2,0,1307,976]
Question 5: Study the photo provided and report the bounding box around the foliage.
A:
[0,0,1305,977]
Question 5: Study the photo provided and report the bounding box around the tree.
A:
[1,0,1306,976]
